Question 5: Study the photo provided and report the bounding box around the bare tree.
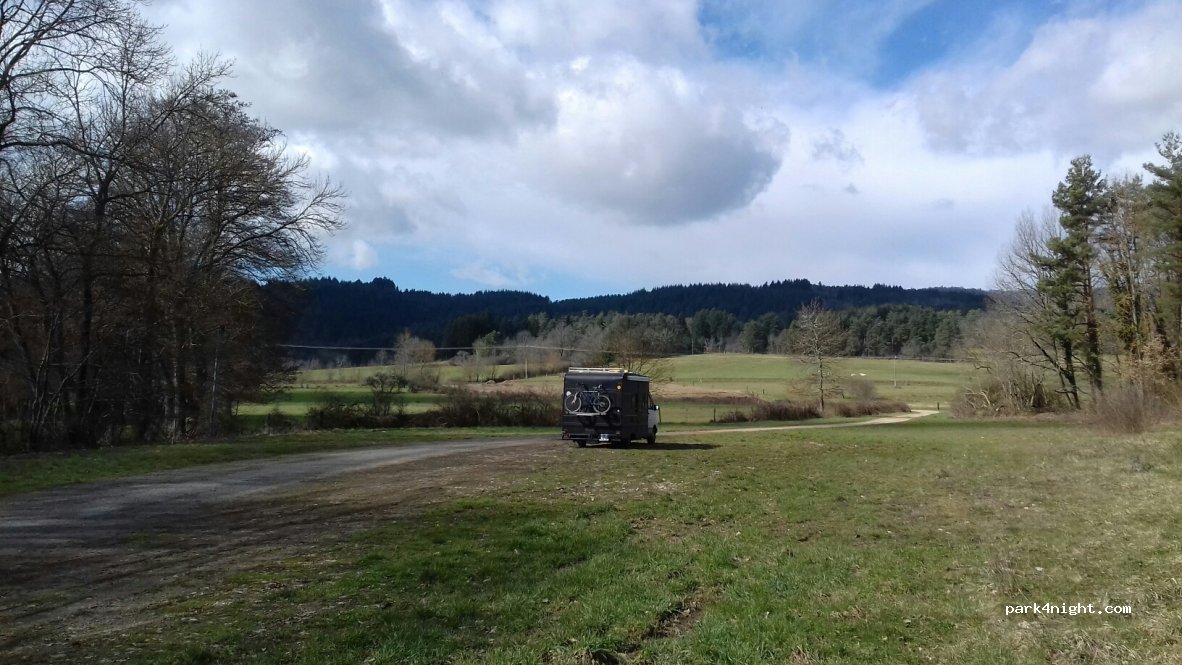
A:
[0,0,154,154]
[790,301,844,411]
[394,330,438,388]
[0,19,345,449]
[994,208,1086,408]
[957,308,1058,414]
[1096,174,1169,392]
[604,314,676,381]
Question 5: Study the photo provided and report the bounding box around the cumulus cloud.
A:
[911,0,1182,159]
[349,240,378,270]
[155,0,554,139]
[143,0,1182,296]
[812,128,864,170]
[488,0,705,63]
[518,57,784,224]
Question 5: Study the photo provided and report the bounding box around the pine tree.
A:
[1039,155,1107,404]
[1144,132,1182,378]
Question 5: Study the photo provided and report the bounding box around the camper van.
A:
[561,368,660,447]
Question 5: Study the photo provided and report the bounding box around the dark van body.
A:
[561,368,660,447]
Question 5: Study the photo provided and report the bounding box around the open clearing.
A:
[242,354,969,428]
[4,414,1182,664]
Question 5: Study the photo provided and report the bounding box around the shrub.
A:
[825,400,910,418]
[306,393,408,429]
[306,394,365,429]
[423,388,561,427]
[951,369,1062,417]
[752,400,822,421]
[715,409,751,424]
[847,377,878,401]
[1089,382,1167,434]
[263,407,297,433]
[363,371,407,417]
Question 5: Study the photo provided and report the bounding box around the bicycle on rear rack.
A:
[563,384,612,415]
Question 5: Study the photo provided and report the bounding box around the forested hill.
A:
[558,280,984,319]
[269,277,986,348]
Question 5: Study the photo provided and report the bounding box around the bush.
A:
[951,370,1061,417]
[490,361,569,383]
[752,400,822,421]
[263,407,297,433]
[422,388,561,427]
[306,393,408,429]
[718,399,872,423]
[715,399,909,424]
[825,400,910,418]
[847,378,878,401]
[1089,382,1167,434]
[715,409,751,424]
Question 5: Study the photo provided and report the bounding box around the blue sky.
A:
[147,0,1181,298]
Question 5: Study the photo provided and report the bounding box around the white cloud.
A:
[450,262,531,289]
[812,128,864,170]
[488,0,705,63]
[517,56,784,224]
[143,0,1182,296]
[911,0,1182,159]
[349,240,378,270]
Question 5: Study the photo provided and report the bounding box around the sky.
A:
[145,0,1182,299]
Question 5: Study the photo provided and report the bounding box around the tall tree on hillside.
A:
[1144,131,1182,378]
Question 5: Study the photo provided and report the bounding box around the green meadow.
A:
[249,354,971,426]
[46,416,1182,664]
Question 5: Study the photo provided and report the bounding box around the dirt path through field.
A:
[672,409,937,435]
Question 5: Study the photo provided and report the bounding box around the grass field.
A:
[4,355,964,496]
[275,354,971,423]
[661,353,970,407]
[235,389,442,416]
[43,415,1182,664]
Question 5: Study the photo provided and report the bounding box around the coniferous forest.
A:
[268,277,985,361]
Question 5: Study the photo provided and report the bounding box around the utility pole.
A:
[209,325,223,436]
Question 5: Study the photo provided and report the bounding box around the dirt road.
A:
[0,411,936,553]
[0,435,554,662]
[672,408,937,435]
[0,436,548,553]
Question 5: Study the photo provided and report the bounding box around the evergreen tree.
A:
[1039,155,1107,404]
[1144,132,1182,377]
